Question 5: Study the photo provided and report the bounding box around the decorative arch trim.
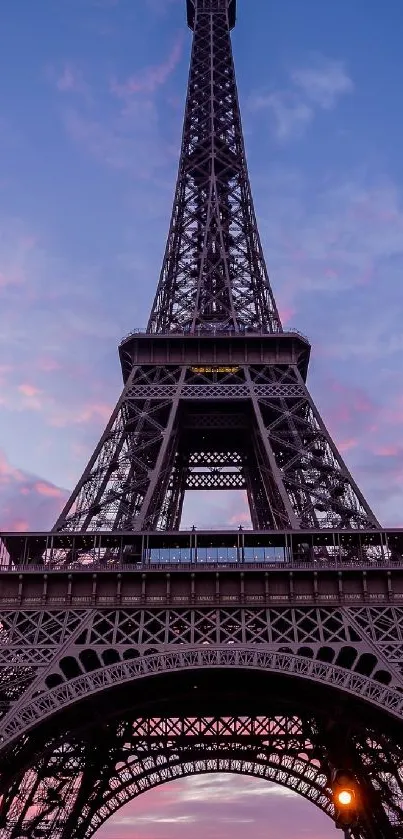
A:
[83,753,332,839]
[1,646,403,750]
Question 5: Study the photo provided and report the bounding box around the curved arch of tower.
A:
[1,1,403,837]
[1,662,403,838]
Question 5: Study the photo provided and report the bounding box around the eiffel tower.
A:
[1,1,403,837]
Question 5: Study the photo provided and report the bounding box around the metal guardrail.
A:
[119,327,310,345]
[0,558,402,574]
[1,528,401,571]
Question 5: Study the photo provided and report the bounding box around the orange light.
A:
[337,789,353,807]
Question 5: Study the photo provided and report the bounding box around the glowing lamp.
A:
[337,789,353,807]
[331,769,359,827]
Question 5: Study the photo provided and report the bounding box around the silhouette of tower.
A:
[0,3,402,838]
[52,0,378,536]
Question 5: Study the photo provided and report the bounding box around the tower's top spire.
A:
[187,0,237,31]
[148,0,280,334]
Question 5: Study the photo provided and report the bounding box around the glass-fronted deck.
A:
[1,528,402,571]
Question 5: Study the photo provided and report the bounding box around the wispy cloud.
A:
[52,35,184,176]
[251,56,353,140]
[0,224,38,288]
[0,449,68,531]
[177,774,297,803]
[62,98,170,176]
[255,170,403,340]
[49,400,113,427]
[95,774,331,839]
[182,490,251,529]
[291,60,354,109]
[111,34,184,96]
[255,93,312,141]
[56,64,88,94]
[18,383,42,398]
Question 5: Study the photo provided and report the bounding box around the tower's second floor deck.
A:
[118,329,311,382]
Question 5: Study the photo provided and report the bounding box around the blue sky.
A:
[1,0,403,832]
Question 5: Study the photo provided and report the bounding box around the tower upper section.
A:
[148,0,281,334]
[187,0,237,30]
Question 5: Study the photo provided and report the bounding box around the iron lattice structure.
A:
[52,0,378,535]
[0,1,402,837]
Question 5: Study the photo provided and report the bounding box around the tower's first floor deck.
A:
[0,528,402,610]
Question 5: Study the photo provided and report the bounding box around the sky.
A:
[1,0,403,833]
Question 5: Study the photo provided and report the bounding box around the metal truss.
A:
[0,600,403,834]
[0,715,331,838]
[50,0,378,533]
[53,362,378,532]
[2,604,403,743]
[147,0,281,334]
[0,712,402,838]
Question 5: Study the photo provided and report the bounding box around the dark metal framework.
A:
[50,0,379,535]
[0,0,401,836]
[1,589,403,837]
[2,714,403,839]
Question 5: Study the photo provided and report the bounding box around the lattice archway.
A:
[1,661,403,838]
[0,715,334,839]
[2,709,403,839]
[84,752,332,839]
[2,644,403,752]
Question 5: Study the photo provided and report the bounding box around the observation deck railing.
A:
[119,326,310,345]
[0,528,402,572]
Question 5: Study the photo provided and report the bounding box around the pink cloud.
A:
[279,305,297,325]
[356,262,374,285]
[338,438,358,452]
[20,234,38,250]
[382,395,403,425]
[374,444,403,456]
[324,267,338,278]
[0,450,69,531]
[50,401,112,427]
[0,270,21,288]
[95,775,333,839]
[77,402,112,423]
[111,34,183,96]
[330,379,374,413]
[325,378,376,429]
[36,356,62,372]
[55,64,88,95]
[4,518,29,532]
[18,383,42,398]
[183,491,253,530]
[0,451,24,484]
[33,481,65,499]
[0,232,39,288]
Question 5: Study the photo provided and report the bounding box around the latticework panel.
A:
[253,366,378,529]
[53,366,186,533]
[53,362,378,533]
[1,604,403,747]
